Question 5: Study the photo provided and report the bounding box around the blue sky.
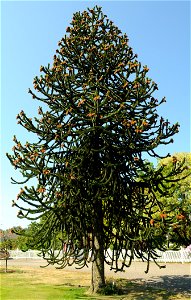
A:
[1,0,190,229]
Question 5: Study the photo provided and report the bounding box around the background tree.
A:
[0,227,21,250]
[156,153,191,248]
[14,222,42,251]
[0,229,13,250]
[7,6,188,293]
[0,224,52,251]
[0,225,28,250]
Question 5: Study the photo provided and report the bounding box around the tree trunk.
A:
[90,234,105,294]
[90,133,105,293]
[5,257,8,272]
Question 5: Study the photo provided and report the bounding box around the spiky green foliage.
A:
[7,6,188,283]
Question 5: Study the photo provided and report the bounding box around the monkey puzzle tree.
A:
[7,6,188,293]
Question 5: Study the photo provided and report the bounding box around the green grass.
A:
[1,273,86,300]
[0,268,190,300]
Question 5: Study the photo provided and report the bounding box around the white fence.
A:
[9,248,191,263]
[9,250,42,259]
[156,249,191,263]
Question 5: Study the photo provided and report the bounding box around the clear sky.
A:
[1,0,190,230]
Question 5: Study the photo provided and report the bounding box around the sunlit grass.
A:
[1,269,86,299]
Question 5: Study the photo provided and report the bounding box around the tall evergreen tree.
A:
[7,6,187,293]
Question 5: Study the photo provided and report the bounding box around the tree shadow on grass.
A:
[116,275,191,300]
[63,276,191,300]
[143,275,191,294]
[115,279,173,300]
[41,275,191,299]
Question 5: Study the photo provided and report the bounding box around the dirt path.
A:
[1,259,191,296]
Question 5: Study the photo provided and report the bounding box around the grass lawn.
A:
[1,269,86,299]
[0,267,190,300]
[1,278,86,300]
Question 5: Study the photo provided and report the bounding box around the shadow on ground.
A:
[142,275,191,294]
[76,276,191,300]
[56,275,191,299]
[101,276,191,300]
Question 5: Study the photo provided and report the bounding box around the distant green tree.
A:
[7,6,188,293]
[0,224,44,251]
[0,227,20,250]
[156,153,191,248]
[15,222,41,251]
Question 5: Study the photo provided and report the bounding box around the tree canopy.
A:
[7,6,189,293]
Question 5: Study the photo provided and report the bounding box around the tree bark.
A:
[89,132,105,293]
[91,234,105,294]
